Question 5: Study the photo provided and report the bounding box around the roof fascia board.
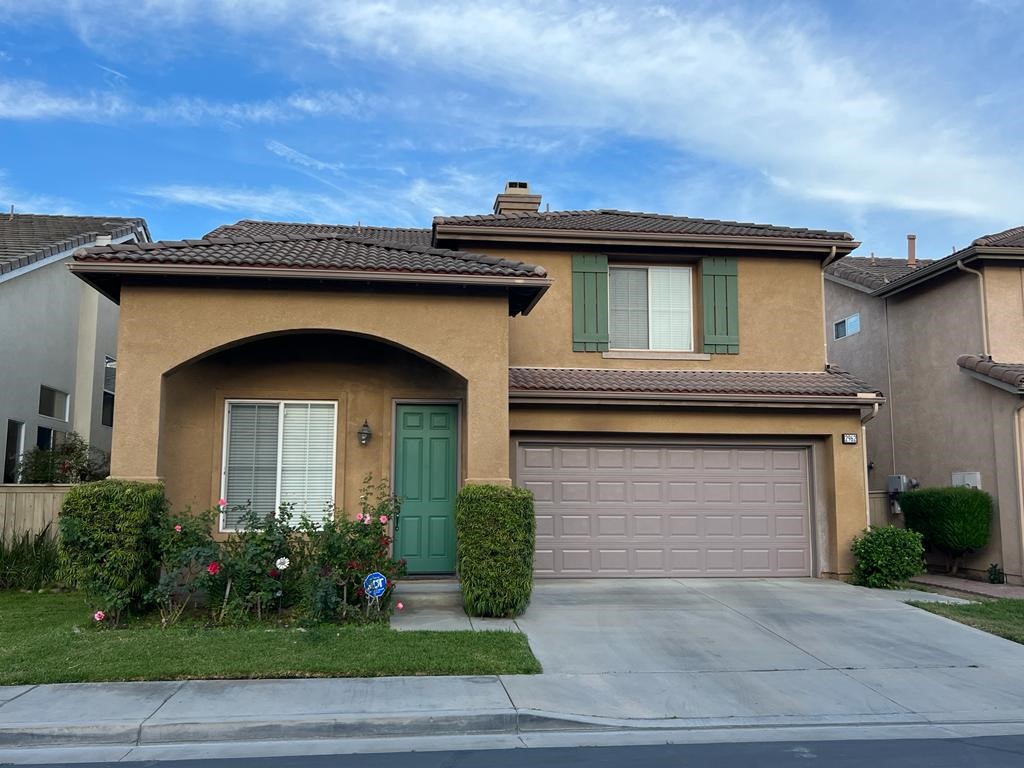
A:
[823,273,877,294]
[435,225,859,254]
[508,391,884,406]
[964,369,1024,395]
[873,249,1024,298]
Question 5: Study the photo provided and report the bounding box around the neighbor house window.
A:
[609,265,693,350]
[102,357,116,427]
[38,386,69,420]
[834,313,861,340]
[4,420,24,483]
[221,400,337,530]
[36,427,66,451]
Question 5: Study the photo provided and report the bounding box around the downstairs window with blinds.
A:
[221,401,336,530]
[609,266,693,351]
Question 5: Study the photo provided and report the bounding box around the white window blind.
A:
[279,403,335,523]
[609,266,693,351]
[609,268,649,349]
[222,401,336,530]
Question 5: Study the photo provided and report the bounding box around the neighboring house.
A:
[0,213,151,482]
[826,227,1024,583]
[70,182,883,579]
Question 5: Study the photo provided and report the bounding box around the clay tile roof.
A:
[825,256,936,292]
[508,367,882,399]
[206,219,432,247]
[957,355,1024,391]
[0,213,150,276]
[972,225,1024,248]
[73,231,547,279]
[436,209,854,242]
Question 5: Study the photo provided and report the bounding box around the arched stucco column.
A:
[108,285,512,487]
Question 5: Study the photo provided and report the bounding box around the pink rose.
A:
[207,561,221,576]
[396,602,404,611]
[93,611,105,622]
[217,498,227,508]
[379,515,388,524]
[174,524,182,533]
[356,513,363,522]
[363,516,371,525]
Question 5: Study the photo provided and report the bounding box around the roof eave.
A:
[963,369,1024,395]
[434,225,859,255]
[67,261,551,314]
[873,247,1024,297]
[508,390,885,407]
[823,273,879,294]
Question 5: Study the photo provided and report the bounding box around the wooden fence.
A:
[868,490,894,528]
[0,484,70,542]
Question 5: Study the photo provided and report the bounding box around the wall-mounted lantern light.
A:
[357,420,372,446]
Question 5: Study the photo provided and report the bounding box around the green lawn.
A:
[911,598,1024,645]
[0,591,541,685]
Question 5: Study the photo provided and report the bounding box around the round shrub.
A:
[455,484,535,618]
[851,526,924,588]
[900,487,992,575]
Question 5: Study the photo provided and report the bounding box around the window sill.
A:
[602,350,712,361]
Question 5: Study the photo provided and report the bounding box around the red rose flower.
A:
[269,568,280,578]
[206,561,220,576]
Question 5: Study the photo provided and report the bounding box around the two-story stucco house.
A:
[0,213,150,482]
[70,183,882,579]
[826,227,1024,583]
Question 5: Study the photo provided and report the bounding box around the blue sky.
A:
[1,1,1022,259]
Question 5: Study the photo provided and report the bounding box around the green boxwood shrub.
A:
[58,480,168,623]
[901,487,993,575]
[456,484,535,617]
[851,526,925,588]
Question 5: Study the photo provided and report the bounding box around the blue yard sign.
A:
[363,571,387,599]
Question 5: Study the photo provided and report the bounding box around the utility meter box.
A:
[887,475,910,495]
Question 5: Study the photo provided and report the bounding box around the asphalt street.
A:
[17,736,1024,768]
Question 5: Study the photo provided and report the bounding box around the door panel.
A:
[395,404,458,574]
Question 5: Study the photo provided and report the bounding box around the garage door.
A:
[517,442,812,577]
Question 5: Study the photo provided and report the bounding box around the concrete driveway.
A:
[503,578,1024,725]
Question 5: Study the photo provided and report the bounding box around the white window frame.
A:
[608,264,695,352]
[102,356,116,428]
[834,313,860,340]
[38,385,70,422]
[219,399,338,533]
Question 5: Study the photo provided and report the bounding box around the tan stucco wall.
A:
[111,284,512,491]
[509,405,868,575]
[489,249,827,371]
[161,334,464,520]
[827,269,1024,581]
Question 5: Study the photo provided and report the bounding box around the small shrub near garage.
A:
[901,487,992,575]
[58,479,168,623]
[456,484,535,618]
[851,526,925,589]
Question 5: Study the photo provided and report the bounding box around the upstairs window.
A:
[38,386,69,420]
[609,266,693,351]
[102,357,116,427]
[834,313,861,340]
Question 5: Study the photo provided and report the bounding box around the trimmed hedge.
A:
[851,526,925,589]
[901,487,992,575]
[58,480,168,622]
[455,484,535,618]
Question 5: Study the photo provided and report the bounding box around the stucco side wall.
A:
[825,281,893,491]
[493,249,827,371]
[508,406,867,575]
[112,284,512,488]
[161,335,465,520]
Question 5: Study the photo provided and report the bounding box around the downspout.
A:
[1014,401,1024,583]
[822,246,836,365]
[861,403,880,528]
[957,260,991,358]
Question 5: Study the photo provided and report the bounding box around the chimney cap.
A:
[494,180,541,215]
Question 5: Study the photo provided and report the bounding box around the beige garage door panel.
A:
[518,443,811,578]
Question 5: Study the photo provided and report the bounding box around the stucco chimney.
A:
[907,234,917,267]
[493,181,542,216]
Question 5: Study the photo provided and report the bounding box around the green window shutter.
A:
[701,257,739,354]
[572,254,609,352]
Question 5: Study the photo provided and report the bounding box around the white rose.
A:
[275,557,290,571]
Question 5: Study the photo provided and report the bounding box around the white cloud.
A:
[8,1,1024,221]
[0,79,128,120]
[134,183,354,221]
[266,140,346,172]
[0,170,80,214]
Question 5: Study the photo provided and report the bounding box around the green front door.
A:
[394,404,458,574]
